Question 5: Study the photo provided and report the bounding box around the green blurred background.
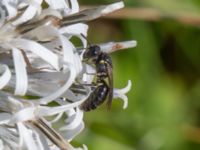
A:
[74,0,200,149]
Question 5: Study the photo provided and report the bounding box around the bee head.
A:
[89,45,101,56]
[84,45,101,59]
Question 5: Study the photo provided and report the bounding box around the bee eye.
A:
[94,45,101,52]
[90,45,100,56]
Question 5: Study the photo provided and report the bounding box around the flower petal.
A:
[2,0,17,19]
[59,35,82,74]
[0,125,19,149]
[114,80,132,109]
[11,38,59,70]
[0,113,11,124]
[0,140,3,150]
[61,1,124,26]
[12,48,28,96]
[50,112,63,124]
[28,72,69,97]
[114,80,132,94]
[0,64,11,90]
[45,0,68,10]
[63,121,84,141]
[69,0,79,14]
[60,108,83,130]
[59,23,88,48]
[101,1,124,14]
[37,101,82,117]
[38,63,76,104]
[9,107,35,124]
[0,2,7,27]
[18,122,44,150]
[12,2,41,25]
[100,40,137,53]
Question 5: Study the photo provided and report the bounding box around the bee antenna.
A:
[80,33,92,47]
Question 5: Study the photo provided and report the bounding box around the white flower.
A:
[0,0,137,149]
[114,80,132,109]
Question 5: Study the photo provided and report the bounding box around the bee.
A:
[80,80,109,111]
[80,34,113,111]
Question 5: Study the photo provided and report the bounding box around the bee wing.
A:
[106,62,113,109]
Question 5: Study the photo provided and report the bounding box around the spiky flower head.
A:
[0,0,136,149]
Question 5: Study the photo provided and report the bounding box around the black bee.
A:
[80,80,109,111]
[80,35,113,111]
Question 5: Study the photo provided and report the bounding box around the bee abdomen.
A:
[80,82,109,111]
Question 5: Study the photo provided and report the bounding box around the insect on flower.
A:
[79,34,113,111]
[0,1,136,149]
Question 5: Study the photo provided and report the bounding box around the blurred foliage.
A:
[74,0,200,150]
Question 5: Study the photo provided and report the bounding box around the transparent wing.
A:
[106,62,113,109]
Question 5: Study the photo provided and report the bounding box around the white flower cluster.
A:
[0,0,137,150]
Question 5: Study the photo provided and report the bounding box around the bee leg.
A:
[86,72,96,75]
[78,83,97,87]
[70,83,98,95]
[70,88,88,95]
[73,82,98,87]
